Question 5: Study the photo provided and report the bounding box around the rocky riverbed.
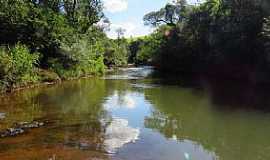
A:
[0,120,49,138]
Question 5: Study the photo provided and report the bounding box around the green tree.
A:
[143,0,188,27]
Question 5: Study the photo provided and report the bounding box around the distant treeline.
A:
[0,0,129,91]
[129,0,270,83]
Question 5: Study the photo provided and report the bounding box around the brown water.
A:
[1,67,270,160]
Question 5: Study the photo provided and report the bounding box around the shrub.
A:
[0,44,39,89]
[48,35,106,79]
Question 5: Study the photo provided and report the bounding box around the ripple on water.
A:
[104,66,154,80]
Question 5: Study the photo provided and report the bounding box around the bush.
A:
[104,41,128,67]
[48,35,106,79]
[0,44,39,89]
[37,69,61,82]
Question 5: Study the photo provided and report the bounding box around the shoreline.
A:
[0,65,145,95]
[0,74,96,95]
[0,67,121,95]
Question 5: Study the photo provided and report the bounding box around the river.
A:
[0,66,270,160]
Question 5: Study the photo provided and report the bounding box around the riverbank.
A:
[0,70,94,94]
[0,65,136,94]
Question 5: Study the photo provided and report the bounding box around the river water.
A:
[1,67,270,160]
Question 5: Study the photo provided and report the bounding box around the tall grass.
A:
[0,43,39,90]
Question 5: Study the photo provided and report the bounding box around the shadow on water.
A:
[150,70,270,112]
[202,78,270,112]
[149,70,202,87]
[143,81,270,160]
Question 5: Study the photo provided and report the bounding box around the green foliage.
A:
[0,44,39,89]
[143,0,188,27]
[262,17,270,57]
[104,39,128,67]
[63,0,104,33]
[46,29,108,79]
[0,0,129,91]
[48,55,105,79]
[133,0,270,81]
[37,69,61,82]
[131,31,164,65]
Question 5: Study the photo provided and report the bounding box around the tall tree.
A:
[115,28,126,39]
[143,0,188,27]
[63,0,104,33]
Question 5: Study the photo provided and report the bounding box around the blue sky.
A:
[103,0,200,39]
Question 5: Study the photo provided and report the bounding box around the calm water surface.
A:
[1,67,270,160]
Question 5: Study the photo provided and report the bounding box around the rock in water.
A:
[0,113,6,120]
[0,120,48,138]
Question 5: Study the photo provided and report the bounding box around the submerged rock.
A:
[0,128,24,138]
[0,120,48,138]
[15,121,45,129]
[64,141,94,151]
[0,113,6,120]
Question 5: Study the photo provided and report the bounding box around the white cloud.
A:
[168,0,204,5]
[106,21,153,39]
[110,22,136,38]
[187,0,205,5]
[103,0,128,13]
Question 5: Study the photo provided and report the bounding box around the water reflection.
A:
[144,85,270,160]
[104,92,137,110]
[203,79,270,111]
[103,118,139,154]
[101,83,216,160]
[0,75,218,160]
[0,90,43,130]
[0,79,112,160]
[1,67,270,160]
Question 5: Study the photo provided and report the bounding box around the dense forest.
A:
[1,0,270,92]
[0,0,129,91]
[130,0,270,83]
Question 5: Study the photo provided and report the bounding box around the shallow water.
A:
[1,67,270,160]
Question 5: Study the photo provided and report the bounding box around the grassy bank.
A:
[0,43,105,93]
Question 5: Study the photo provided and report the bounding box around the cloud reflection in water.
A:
[104,118,140,154]
[104,92,136,110]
